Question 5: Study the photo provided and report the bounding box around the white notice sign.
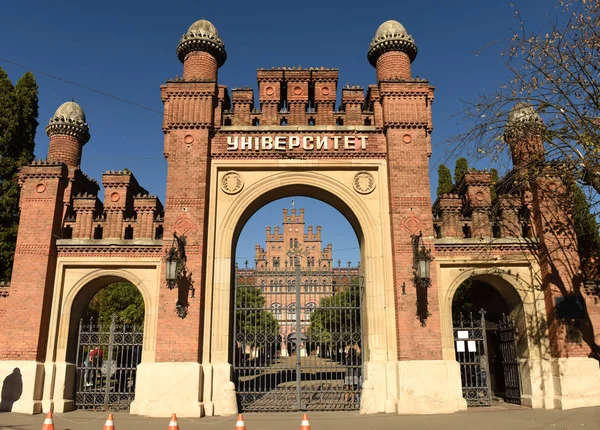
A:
[457,330,469,339]
[467,341,477,352]
[456,341,465,352]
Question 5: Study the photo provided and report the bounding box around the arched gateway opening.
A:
[68,276,145,411]
[451,275,527,407]
[231,193,363,412]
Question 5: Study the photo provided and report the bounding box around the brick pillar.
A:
[434,194,463,238]
[498,195,521,237]
[134,195,162,239]
[378,79,439,360]
[0,162,67,361]
[231,88,253,126]
[458,172,492,238]
[312,69,338,126]
[159,52,221,361]
[72,194,101,239]
[341,87,364,126]
[257,70,283,126]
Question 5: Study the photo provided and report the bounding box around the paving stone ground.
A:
[1,405,599,430]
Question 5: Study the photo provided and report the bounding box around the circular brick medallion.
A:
[293,86,303,95]
[475,191,485,201]
[402,134,412,144]
[35,183,46,194]
[221,172,244,194]
[320,87,330,95]
[110,192,120,202]
[353,172,376,194]
[184,134,194,144]
[265,86,275,96]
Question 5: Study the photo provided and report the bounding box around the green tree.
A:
[454,158,469,184]
[437,164,454,196]
[307,279,361,348]
[235,285,279,346]
[451,279,475,317]
[490,168,499,201]
[0,69,38,281]
[86,282,145,327]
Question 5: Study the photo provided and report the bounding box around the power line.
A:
[0,56,164,115]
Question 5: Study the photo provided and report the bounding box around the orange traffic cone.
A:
[41,411,55,430]
[103,413,115,430]
[168,413,179,430]
[300,413,310,430]
[235,414,246,430]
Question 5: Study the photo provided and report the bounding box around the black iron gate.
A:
[498,314,522,405]
[233,255,363,412]
[453,310,492,406]
[75,316,143,410]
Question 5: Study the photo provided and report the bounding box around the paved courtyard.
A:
[1,405,599,430]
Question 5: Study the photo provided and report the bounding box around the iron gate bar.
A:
[453,309,492,407]
[499,314,522,405]
[75,315,143,411]
[232,257,363,412]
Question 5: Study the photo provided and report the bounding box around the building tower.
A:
[0,101,91,413]
[369,21,441,365]
[156,19,226,373]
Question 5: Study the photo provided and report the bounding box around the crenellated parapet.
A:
[221,68,375,127]
[433,169,538,240]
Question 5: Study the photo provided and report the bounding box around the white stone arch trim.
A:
[55,266,158,363]
[208,168,394,364]
[438,264,551,407]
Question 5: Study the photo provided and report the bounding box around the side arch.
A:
[439,265,548,408]
[56,267,158,364]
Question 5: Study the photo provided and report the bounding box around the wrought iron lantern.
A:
[166,233,187,290]
[165,233,194,319]
[411,232,432,287]
[411,231,432,326]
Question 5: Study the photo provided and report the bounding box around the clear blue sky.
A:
[1,1,556,265]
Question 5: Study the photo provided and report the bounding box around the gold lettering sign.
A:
[226,136,368,151]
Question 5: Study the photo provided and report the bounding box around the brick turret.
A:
[45,101,90,170]
[368,20,417,81]
[177,19,227,81]
[504,103,545,170]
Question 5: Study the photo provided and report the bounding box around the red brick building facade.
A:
[0,18,599,416]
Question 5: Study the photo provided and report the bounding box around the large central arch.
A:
[202,162,399,414]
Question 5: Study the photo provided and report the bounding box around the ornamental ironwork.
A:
[74,316,143,411]
[232,253,363,412]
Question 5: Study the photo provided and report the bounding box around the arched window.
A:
[288,279,295,292]
[278,279,283,292]
[288,303,296,321]
[305,302,317,317]
[270,302,282,320]
[294,238,298,247]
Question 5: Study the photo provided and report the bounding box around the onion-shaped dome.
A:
[176,19,227,67]
[368,20,417,66]
[507,102,542,125]
[45,101,90,144]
